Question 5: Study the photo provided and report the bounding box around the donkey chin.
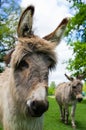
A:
[27,100,49,117]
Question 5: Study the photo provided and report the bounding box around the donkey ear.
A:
[17,5,34,37]
[64,73,74,81]
[76,73,86,80]
[43,18,69,45]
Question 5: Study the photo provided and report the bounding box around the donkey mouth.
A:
[30,110,44,117]
[27,107,48,117]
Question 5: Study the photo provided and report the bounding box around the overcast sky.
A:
[20,0,73,85]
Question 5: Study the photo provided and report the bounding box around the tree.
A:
[0,0,21,71]
[48,81,56,95]
[49,81,56,88]
[65,0,86,78]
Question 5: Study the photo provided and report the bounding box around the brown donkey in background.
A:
[55,74,84,128]
[0,5,68,130]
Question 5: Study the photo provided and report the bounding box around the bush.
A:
[83,82,86,92]
[48,87,55,95]
[48,81,56,95]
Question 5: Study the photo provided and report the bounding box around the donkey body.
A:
[0,6,68,130]
[55,74,83,128]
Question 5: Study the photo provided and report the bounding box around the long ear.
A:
[43,18,69,45]
[17,5,34,37]
[64,73,74,81]
[76,73,86,80]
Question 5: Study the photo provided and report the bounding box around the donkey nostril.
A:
[31,101,37,111]
[30,100,49,117]
[77,98,83,102]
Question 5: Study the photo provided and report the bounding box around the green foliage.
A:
[0,0,21,70]
[0,0,21,46]
[65,3,86,43]
[44,97,86,130]
[65,0,86,78]
[48,87,55,95]
[83,82,86,92]
[48,82,56,95]
[67,42,86,77]
[0,67,4,73]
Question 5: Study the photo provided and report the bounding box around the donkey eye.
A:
[20,60,29,67]
[16,60,29,70]
[48,61,55,70]
[47,58,56,70]
[72,86,76,89]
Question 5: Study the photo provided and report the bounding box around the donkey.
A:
[55,74,84,128]
[0,5,68,130]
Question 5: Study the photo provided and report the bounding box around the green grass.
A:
[44,97,86,130]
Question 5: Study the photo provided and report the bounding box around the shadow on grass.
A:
[56,118,86,130]
[74,120,86,130]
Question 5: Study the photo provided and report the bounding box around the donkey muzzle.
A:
[77,97,83,102]
[76,94,83,102]
[27,100,49,117]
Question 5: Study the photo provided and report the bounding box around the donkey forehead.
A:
[72,79,82,86]
[18,37,56,52]
[24,53,51,68]
[15,37,56,59]
[11,37,57,69]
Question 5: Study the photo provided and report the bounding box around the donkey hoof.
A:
[61,118,65,122]
[65,121,68,125]
[72,125,76,129]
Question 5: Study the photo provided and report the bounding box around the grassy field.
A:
[0,97,86,130]
[44,97,86,130]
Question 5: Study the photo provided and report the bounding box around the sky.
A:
[20,0,73,85]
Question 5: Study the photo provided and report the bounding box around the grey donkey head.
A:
[65,73,84,102]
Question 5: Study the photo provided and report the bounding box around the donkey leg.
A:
[59,105,65,122]
[64,107,69,124]
[71,104,76,128]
